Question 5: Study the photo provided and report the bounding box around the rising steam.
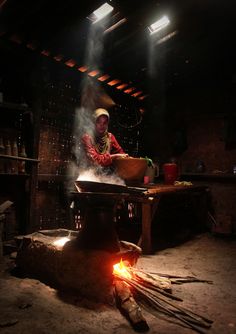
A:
[68,17,123,186]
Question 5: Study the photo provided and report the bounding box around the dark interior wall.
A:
[141,79,236,234]
[174,82,236,173]
[179,114,236,174]
[142,78,236,171]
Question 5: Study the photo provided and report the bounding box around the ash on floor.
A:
[0,232,236,334]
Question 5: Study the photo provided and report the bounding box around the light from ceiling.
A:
[26,41,38,50]
[124,87,136,94]
[148,15,170,35]
[53,54,64,62]
[41,50,51,57]
[116,83,128,90]
[78,66,88,72]
[138,94,148,101]
[156,30,178,45]
[92,2,114,23]
[104,17,127,34]
[98,74,110,82]
[132,91,143,97]
[88,70,100,77]
[65,59,76,67]
[107,79,121,86]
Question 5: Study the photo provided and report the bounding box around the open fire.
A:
[113,259,132,279]
[112,258,213,333]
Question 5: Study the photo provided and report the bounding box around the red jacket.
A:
[81,132,124,167]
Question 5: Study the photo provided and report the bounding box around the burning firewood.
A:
[113,260,213,333]
[115,241,142,266]
[133,269,172,292]
[114,279,149,331]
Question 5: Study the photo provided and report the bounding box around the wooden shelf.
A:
[0,154,39,162]
[0,173,30,177]
[180,172,236,182]
[38,174,69,181]
[0,97,39,235]
[0,101,30,112]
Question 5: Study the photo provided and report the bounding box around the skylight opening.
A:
[91,2,114,23]
[148,15,170,35]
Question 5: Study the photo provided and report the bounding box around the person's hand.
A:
[111,153,129,160]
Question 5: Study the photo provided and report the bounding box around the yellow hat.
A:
[93,108,110,120]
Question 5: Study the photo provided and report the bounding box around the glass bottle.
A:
[11,140,18,174]
[0,137,5,173]
[5,140,12,173]
[18,144,27,174]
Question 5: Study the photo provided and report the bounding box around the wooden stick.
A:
[114,279,149,331]
[140,289,208,334]
[131,276,183,302]
[133,277,212,326]
[118,267,212,324]
[114,275,212,331]
[133,269,172,291]
[147,271,213,284]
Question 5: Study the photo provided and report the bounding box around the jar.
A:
[195,160,205,173]
[233,165,236,175]
[163,163,179,185]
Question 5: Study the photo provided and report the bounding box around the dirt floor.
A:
[0,232,236,334]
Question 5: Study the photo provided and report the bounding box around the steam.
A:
[69,16,123,186]
[77,168,125,186]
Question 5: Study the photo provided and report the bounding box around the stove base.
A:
[15,230,141,303]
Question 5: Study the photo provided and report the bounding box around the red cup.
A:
[163,163,178,185]
[144,175,150,184]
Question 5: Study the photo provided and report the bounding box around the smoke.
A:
[69,17,121,186]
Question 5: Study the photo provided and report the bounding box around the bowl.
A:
[113,157,147,183]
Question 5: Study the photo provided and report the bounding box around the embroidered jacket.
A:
[81,132,124,167]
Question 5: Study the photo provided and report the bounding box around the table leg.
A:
[138,198,160,254]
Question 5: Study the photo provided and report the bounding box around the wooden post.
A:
[139,198,160,254]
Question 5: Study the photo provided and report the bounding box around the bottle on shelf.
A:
[11,140,18,174]
[4,140,12,173]
[18,144,27,174]
[0,137,5,173]
[0,77,3,103]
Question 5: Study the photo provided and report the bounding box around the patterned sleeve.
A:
[81,134,113,167]
[110,133,124,154]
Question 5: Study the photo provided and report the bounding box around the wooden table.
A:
[130,184,209,254]
[71,184,209,254]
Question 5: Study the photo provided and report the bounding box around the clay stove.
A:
[73,192,121,253]
[15,181,213,332]
[73,180,146,252]
[15,182,143,303]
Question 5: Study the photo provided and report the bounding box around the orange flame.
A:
[113,259,132,279]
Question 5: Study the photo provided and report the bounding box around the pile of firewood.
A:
[113,261,213,333]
